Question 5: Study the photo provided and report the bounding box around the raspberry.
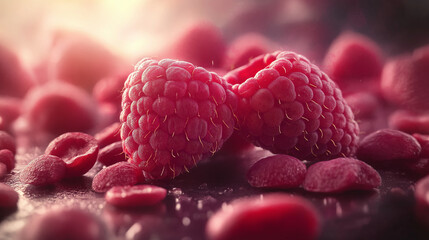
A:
[223,33,276,70]
[380,45,429,110]
[323,31,383,88]
[303,157,381,193]
[164,22,226,68]
[21,82,98,135]
[120,58,237,180]
[224,51,359,161]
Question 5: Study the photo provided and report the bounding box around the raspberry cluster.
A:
[121,51,360,180]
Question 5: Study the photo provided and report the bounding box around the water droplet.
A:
[182,217,191,226]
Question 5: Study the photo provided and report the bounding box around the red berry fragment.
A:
[0,130,16,154]
[19,208,106,240]
[93,73,128,108]
[22,82,98,135]
[225,51,359,161]
[97,141,126,166]
[206,194,320,240]
[323,32,383,88]
[0,149,15,172]
[356,129,421,168]
[388,110,429,135]
[415,175,429,227]
[121,58,237,180]
[0,183,19,208]
[45,132,99,178]
[413,133,429,158]
[20,154,67,186]
[105,184,167,208]
[94,122,121,149]
[247,154,306,189]
[92,162,143,193]
[303,158,381,193]
[380,45,429,110]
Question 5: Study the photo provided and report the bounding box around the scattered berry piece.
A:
[93,73,128,108]
[97,141,126,166]
[120,58,237,180]
[0,130,16,154]
[45,132,99,178]
[22,82,98,135]
[415,175,429,227]
[224,51,359,161]
[247,154,306,189]
[94,122,121,149]
[303,157,381,193]
[20,154,67,186]
[0,163,7,178]
[19,208,106,240]
[92,162,143,193]
[380,45,429,110]
[0,183,19,208]
[388,110,429,134]
[49,32,127,92]
[0,149,15,173]
[323,31,383,89]
[206,193,320,240]
[356,129,421,168]
[105,184,167,208]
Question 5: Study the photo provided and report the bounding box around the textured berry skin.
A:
[121,58,237,180]
[225,51,359,161]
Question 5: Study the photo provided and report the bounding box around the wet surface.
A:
[1,147,429,240]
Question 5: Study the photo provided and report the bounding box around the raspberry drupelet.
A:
[224,51,359,161]
[120,58,237,180]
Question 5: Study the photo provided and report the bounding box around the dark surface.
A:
[1,146,429,240]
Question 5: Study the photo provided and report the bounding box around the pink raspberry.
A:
[225,51,359,161]
[120,58,237,180]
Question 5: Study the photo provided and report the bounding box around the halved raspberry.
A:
[20,154,67,186]
[225,51,359,161]
[388,110,429,135]
[120,58,237,180]
[45,132,99,178]
[92,162,143,193]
